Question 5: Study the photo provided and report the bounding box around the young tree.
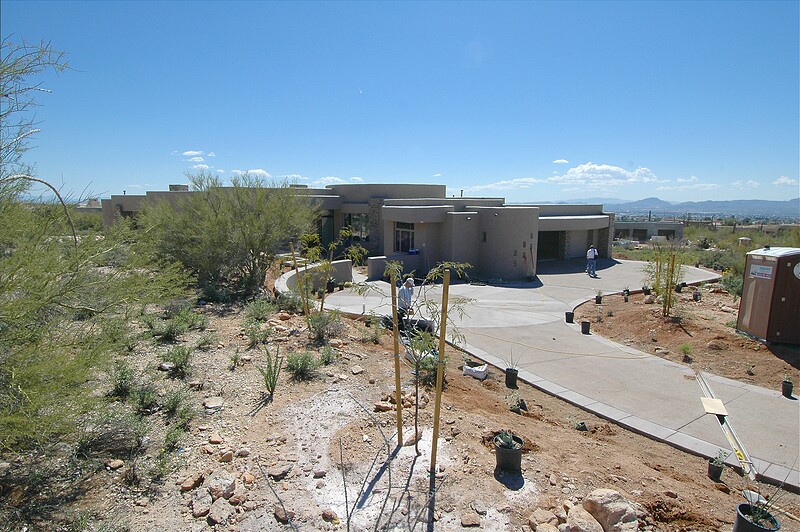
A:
[140,169,318,299]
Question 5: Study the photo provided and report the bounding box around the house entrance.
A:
[537,231,560,260]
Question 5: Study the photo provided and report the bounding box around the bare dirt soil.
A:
[4,283,800,531]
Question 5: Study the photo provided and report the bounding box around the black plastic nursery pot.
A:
[707,460,723,482]
[595,295,603,304]
[494,435,524,473]
[733,503,780,532]
[565,311,574,323]
[505,368,518,388]
[782,380,793,398]
[693,291,701,301]
[581,321,591,335]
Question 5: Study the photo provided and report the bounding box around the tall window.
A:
[344,213,369,242]
[394,222,414,253]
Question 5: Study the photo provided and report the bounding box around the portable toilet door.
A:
[736,247,800,344]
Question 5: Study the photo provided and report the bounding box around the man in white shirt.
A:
[586,245,599,277]
[398,277,414,320]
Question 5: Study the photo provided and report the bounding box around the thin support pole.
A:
[430,269,450,473]
[289,242,311,323]
[390,273,404,446]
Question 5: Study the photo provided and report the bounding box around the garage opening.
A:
[537,231,560,260]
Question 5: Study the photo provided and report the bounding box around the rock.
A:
[202,444,215,454]
[351,364,365,375]
[374,402,393,412]
[106,459,125,470]
[208,431,224,444]
[180,472,205,492]
[242,472,256,485]
[536,524,560,532]
[207,498,233,524]
[243,501,259,512]
[566,506,603,532]
[664,490,678,499]
[720,306,737,313]
[529,508,559,528]
[321,508,339,523]
[714,482,731,494]
[228,483,249,506]
[313,469,327,479]
[472,500,487,515]
[549,473,558,486]
[278,312,292,321]
[158,362,175,372]
[203,397,224,411]
[192,489,212,518]
[329,338,344,347]
[403,429,423,447]
[706,341,727,350]
[582,488,644,532]
[268,462,293,480]
[206,470,236,501]
[236,447,251,457]
[188,380,203,390]
[643,295,656,304]
[460,512,481,527]
[274,505,295,524]
[218,450,234,463]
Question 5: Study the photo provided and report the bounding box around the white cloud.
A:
[676,176,698,183]
[772,175,799,187]
[126,184,143,189]
[317,176,345,186]
[278,174,310,181]
[192,164,210,170]
[747,180,760,188]
[467,177,546,192]
[552,159,569,164]
[182,150,204,157]
[547,163,660,188]
[231,169,272,178]
[187,156,204,163]
[207,152,216,157]
[216,169,225,174]
[733,180,761,189]
[349,176,364,183]
[432,173,442,177]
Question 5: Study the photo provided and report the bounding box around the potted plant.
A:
[595,290,603,304]
[622,286,630,297]
[707,449,729,481]
[505,391,526,414]
[503,351,519,389]
[734,492,781,532]
[493,430,523,473]
[693,289,702,302]
[782,375,793,398]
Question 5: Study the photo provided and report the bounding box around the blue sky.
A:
[4,0,799,203]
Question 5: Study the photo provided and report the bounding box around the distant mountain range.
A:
[540,197,799,219]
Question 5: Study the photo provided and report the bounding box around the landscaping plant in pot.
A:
[733,501,781,532]
[782,376,793,398]
[707,449,728,482]
[642,285,652,295]
[503,351,519,389]
[595,290,603,304]
[493,430,523,473]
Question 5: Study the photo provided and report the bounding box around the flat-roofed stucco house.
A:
[102,183,614,282]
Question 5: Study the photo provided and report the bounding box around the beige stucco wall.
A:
[475,206,539,280]
[328,183,445,202]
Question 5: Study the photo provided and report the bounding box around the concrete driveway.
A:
[324,259,800,490]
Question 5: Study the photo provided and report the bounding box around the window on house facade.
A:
[344,213,369,242]
[394,222,415,253]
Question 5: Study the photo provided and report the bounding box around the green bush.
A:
[163,387,188,418]
[285,351,318,381]
[417,353,446,388]
[134,383,159,414]
[359,320,385,344]
[276,290,303,314]
[308,310,344,343]
[721,271,743,299]
[244,322,271,349]
[257,346,284,397]
[110,359,136,399]
[244,297,277,322]
[161,346,193,378]
[196,331,218,351]
[319,345,338,365]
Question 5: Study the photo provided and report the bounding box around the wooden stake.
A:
[289,242,311,324]
[430,269,450,473]
[390,273,404,446]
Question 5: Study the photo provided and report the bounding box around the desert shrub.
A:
[276,290,303,314]
[319,345,338,365]
[75,412,147,458]
[244,321,271,349]
[285,351,318,381]
[359,320,384,344]
[163,425,184,452]
[163,387,189,418]
[721,270,743,299]
[196,331,218,351]
[134,383,159,414]
[257,346,283,397]
[110,359,136,399]
[679,343,693,356]
[244,297,276,323]
[308,310,344,343]
[417,353,447,388]
[160,346,192,378]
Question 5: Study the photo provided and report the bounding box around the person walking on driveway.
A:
[398,277,414,324]
[586,245,599,277]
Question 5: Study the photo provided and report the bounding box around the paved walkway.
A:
[324,259,800,490]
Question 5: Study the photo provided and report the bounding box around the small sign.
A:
[749,264,773,279]
[701,397,728,416]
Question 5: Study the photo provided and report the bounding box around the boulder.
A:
[207,498,233,524]
[206,470,236,501]
[566,506,603,532]
[582,488,644,532]
[192,489,212,518]
[529,508,559,528]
